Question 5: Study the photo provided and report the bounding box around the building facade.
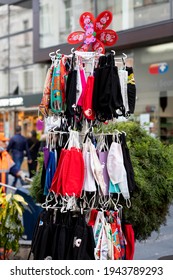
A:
[1,0,173,141]
[0,0,48,137]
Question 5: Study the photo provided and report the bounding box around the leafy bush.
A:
[30,152,44,203]
[107,121,173,241]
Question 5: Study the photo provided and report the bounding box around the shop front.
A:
[132,42,173,143]
[0,93,43,138]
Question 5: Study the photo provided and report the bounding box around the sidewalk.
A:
[134,204,173,260]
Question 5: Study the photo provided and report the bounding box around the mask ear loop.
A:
[50,133,56,149]
[102,194,112,210]
[103,134,109,151]
[110,196,119,212]
[80,191,88,209]
[117,203,123,220]
[63,129,72,150]
[49,133,53,151]
[45,133,49,149]
[112,192,121,210]
[73,130,80,149]
[126,198,131,208]
[88,192,96,209]
[97,134,107,152]
[58,132,64,147]
[60,194,69,213]
[98,188,107,209]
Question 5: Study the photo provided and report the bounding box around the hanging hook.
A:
[56,49,60,55]
[71,48,75,54]
[122,52,127,59]
[121,53,127,68]
[49,52,56,60]
[111,50,116,56]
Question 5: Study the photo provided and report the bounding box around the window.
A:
[134,0,170,27]
[39,0,94,48]
[0,4,8,37]
[10,32,33,67]
[96,0,171,31]
[0,38,8,69]
[10,0,32,34]
[0,70,8,97]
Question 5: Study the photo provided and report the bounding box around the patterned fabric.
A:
[39,67,53,117]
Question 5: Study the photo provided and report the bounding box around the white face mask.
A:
[82,147,96,192]
[107,142,130,202]
[118,69,129,114]
[107,142,124,184]
[89,140,107,196]
[118,174,130,201]
[76,65,82,104]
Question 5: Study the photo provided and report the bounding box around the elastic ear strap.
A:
[46,134,49,148]
[73,131,80,149]
[64,132,71,149]
[68,130,74,149]
[126,198,131,208]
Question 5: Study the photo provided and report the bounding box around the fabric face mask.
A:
[97,151,109,196]
[118,69,129,116]
[107,142,124,184]
[76,65,82,105]
[82,147,96,192]
[89,140,107,196]
[109,180,121,194]
[107,142,130,202]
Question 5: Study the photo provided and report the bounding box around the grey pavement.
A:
[134,204,173,260]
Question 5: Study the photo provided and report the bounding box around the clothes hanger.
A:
[46,193,60,210]
[49,51,56,66]
[96,134,109,152]
[56,49,61,55]
[41,191,56,210]
[122,53,127,69]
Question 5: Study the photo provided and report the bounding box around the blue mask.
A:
[109,180,121,193]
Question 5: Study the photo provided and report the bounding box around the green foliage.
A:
[29,152,44,203]
[99,121,173,241]
[0,189,27,259]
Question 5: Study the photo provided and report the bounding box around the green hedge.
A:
[108,121,173,241]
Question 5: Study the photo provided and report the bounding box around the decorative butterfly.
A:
[67,10,118,54]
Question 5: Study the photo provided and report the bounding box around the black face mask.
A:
[126,67,136,115]
[92,53,125,122]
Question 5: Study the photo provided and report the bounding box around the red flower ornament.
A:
[67,11,118,54]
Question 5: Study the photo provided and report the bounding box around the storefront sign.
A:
[0,94,42,108]
[149,62,169,74]
[0,97,24,107]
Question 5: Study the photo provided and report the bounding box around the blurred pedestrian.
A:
[7,125,31,187]
[0,134,26,192]
[27,130,40,178]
